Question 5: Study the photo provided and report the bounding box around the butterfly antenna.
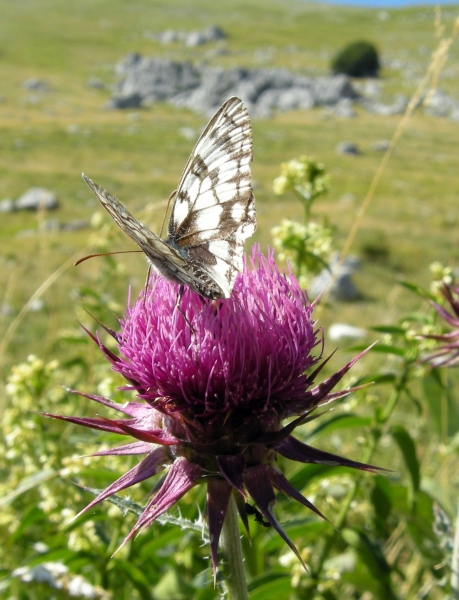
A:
[74,250,142,266]
[159,190,177,238]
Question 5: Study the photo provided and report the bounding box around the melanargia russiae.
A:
[82,97,256,299]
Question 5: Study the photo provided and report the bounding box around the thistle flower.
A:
[422,282,459,367]
[47,246,380,573]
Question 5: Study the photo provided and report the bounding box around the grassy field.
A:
[2,1,459,597]
[1,0,459,373]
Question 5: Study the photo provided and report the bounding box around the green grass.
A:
[1,0,459,372]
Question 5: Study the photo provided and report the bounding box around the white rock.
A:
[16,188,58,211]
[328,324,366,343]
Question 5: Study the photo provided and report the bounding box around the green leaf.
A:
[153,567,194,600]
[341,528,398,599]
[390,425,420,502]
[370,325,407,335]
[248,573,291,599]
[371,477,392,522]
[9,506,46,542]
[139,527,185,557]
[0,469,56,506]
[399,280,435,300]
[402,312,434,325]
[112,559,156,599]
[306,413,373,440]
[43,548,79,564]
[288,464,336,489]
[381,483,443,563]
[193,581,219,600]
[353,372,397,385]
[422,369,459,437]
[263,518,329,553]
[422,370,445,437]
[289,464,369,491]
[366,344,406,357]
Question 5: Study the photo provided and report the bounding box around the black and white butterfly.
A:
[82,97,256,300]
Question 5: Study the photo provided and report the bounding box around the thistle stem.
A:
[452,502,459,599]
[220,494,248,600]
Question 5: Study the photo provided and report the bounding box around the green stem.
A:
[451,502,459,599]
[309,369,409,584]
[293,187,311,223]
[220,494,248,600]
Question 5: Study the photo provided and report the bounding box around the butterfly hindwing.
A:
[168,97,256,296]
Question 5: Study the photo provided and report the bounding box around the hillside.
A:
[1,0,459,366]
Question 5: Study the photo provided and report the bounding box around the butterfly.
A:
[82,96,256,300]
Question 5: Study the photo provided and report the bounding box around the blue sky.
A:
[314,0,458,6]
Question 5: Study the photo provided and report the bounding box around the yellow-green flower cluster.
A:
[272,219,332,285]
[273,156,330,201]
[429,261,453,297]
[1,354,145,572]
[5,354,59,406]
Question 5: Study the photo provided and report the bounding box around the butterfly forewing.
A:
[82,176,188,275]
[82,96,256,299]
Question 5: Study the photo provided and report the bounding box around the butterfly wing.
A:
[82,175,188,282]
[168,97,256,298]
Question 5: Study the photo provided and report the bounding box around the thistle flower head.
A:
[48,246,379,572]
[422,281,459,367]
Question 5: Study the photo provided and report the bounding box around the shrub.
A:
[358,228,390,262]
[332,40,380,78]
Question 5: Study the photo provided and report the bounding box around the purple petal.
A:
[78,323,127,371]
[233,491,250,537]
[126,457,202,538]
[275,435,386,473]
[65,389,150,417]
[44,413,178,445]
[114,421,179,445]
[255,412,313,446]
[432,300,459,327]
[75,447,168,518]
[217,455,246,495]
[269,466,330,523]
[206,478,232,576]
[289,344,376,415]
[83,310,120,341]
[244,464,307,570]
[91,441,152,456]
[304,349,336,387]
[43,413,131,435]
[76,320,99,346]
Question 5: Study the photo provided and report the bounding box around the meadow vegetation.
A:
[1,0,459,598]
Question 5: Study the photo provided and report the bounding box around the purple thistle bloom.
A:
[422,282,459,367]
[47,246,381,572]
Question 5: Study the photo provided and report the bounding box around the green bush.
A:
[358,228,390,262]
[332,40,380,78]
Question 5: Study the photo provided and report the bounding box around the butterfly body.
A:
[83,97,256,299]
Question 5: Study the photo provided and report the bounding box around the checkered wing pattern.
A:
[83,97,256,299]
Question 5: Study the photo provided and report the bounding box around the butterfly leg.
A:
[142,264,153,308]
[174,285,195,335]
